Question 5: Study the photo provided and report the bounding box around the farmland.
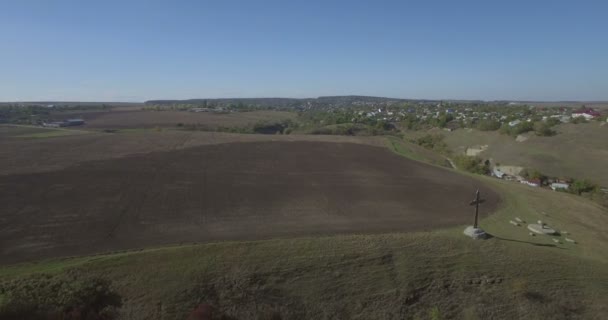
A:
[79,109,296,129]
[0,126,387,175]
[1,111,607,319]
[0,139,498,264]
[1,136,606,319]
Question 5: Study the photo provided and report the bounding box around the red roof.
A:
[573,107,600,117]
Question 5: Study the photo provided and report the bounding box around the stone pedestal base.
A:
[464,226,487,239]
[527,224,557,235]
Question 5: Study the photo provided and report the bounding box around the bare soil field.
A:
[0,127,386,175]
[0,141,499,264]
[78,109,296,128]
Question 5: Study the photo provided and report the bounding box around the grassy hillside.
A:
[441,122,608,186]
[1,138,607,319]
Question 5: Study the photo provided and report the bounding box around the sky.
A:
[1,0,607,102]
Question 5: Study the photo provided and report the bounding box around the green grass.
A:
[386,136,450,167]
[1,136,607,319]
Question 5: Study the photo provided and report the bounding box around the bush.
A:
[571,116,588,124]
[415,134,448,153]
[477,119,501,131]
[0,274,122,320]
[520,168,547,183]
[252,120,294,134]
[452,155,490,175]
[569,179,598,195]
[545,117,561,127]
[534,122,555,136]
[500,121,534,137]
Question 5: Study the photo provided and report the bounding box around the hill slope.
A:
[1,138,607,319]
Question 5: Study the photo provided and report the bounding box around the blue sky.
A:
[1,0,607,102]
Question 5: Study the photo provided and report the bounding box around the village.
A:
[490,166,572,191]
[336,102,606,129]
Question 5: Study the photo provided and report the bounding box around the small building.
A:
[492,168,505,179]
[521,179,541,187]
[508,120,521,127]
[550,182,569,191]
[572,107,600,120]
[43,121,64,127]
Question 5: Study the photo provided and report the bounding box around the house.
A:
[572,107,600,120]
[508,120,521,127]
[520,179,541,187]
[550,182,569,191]
[492,168,505,179]
[559,115,571,123]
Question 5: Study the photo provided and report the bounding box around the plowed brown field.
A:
[0,141,499,264]
[79,109,296,128]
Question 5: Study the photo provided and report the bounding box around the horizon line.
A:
[2,95,608,104]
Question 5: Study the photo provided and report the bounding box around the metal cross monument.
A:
[469,189,485,228]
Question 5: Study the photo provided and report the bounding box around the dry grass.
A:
[441,123,608,186]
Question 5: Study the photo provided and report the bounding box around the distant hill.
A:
[145,95,451,109]
[146,96,608,109]
[0,101,143,107]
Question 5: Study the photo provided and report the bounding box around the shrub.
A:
[453,155,490,175]
[520,168,547,184]
[500,121,534,137]
[476,119,501,131]
[534,122,555,136]
[0,274,122,320]
[569,179,598,195]
[571,116,588,124]
[545,117,561,127]
[415,134,448,153]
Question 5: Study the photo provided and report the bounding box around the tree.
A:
[534,121,555,136]
[569,179,597,195]
[545,117,561,127]
[572,116,588,124]
[477,119,501,131]
[415,134,447,153]
[434,113,453,128]
[500,121,534,137]
[453,155,490,175]
[520,168,547,184]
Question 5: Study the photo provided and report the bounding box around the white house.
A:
[520,179,541,187]
[572,113,596,120]
[550,182,569,191]
[508,120,521,127]
[572,107,600,120]
[492,168,505,179]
